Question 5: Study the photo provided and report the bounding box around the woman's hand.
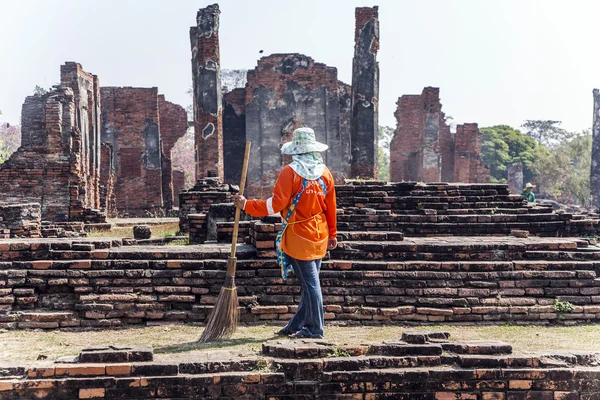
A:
[328,238,338,250]
[233,195,246,209]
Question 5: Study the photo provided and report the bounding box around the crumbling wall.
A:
[592,89,600,208]
[391,87,447,182]
[222,88,246,184]
[100,87,163,217]
[158,96,188,212]
[60,62,102,215]
[0,203,41,238]
[244,53,351,197]
[172,170,186,208]
[190,4,224,180]
[0,63,105,222]
[350,6,379,179]
[99,143,116,217]
[391,87,489,183]
[454,123,490,183]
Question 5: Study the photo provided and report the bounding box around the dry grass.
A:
[87,222,180,239]
[2,324,600,362]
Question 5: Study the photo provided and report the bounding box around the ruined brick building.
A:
[390,87,489,183]
[191,4,380,196]
[0,63,105,222]
[0,62,188,220]
[100,88,187,217]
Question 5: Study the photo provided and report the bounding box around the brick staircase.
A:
[2,235,600,328]
[2,331,600,399]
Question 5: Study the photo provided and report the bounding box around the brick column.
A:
[350,6,379,179]
[190,4,223,180]
[592,89,600,208]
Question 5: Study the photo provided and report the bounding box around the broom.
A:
[199,141,252,342]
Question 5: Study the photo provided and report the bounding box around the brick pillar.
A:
[508,162,523,196]
[190,4,224,180]
[350,6,379,179]
[592,89,600,208]
[421,87,442,183]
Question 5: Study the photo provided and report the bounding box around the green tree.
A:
[533,130,591,206]
[0,123,21,164]
[480,125,539,183]
[33,85,48,96]
[522,120,574,149]
[377,126,393,182]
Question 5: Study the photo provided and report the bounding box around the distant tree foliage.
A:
[533,130,591,206]
[480,125,539,184]
[171,127,195,189]
[480,121,592,207]
[33,85,48,96]
[522,119,574,149]
[377,125,393,182]
[0,123,21,164]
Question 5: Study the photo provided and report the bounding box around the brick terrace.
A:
[2,331,600,399]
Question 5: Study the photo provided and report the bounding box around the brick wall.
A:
[391,87,489,184]
[0,63,106,222]
[172,170,186,208]
[190,4,224,181]
[0,203,41,238]
[158,96,188,212]
[222,88,246,185]
[454,123,490,183]
[99,143,116,217]
[244,53,351,197]
[100,87,163,217]
[60,62,102,216]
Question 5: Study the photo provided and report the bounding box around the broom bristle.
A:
[198,275,239,343]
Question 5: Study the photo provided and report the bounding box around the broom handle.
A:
[230,141,252,259]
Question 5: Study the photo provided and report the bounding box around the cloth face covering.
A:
[289,152,325,181]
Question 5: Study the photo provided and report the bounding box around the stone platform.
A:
[1,331,600,399]
[2,236,600,328]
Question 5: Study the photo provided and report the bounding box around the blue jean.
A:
[282,257,324,338]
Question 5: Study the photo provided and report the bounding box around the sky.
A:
[0,0,598,133]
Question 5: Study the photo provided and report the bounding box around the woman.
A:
[233,127,337,339]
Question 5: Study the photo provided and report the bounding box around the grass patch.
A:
[87,222,180,239]
[2,324,600,362]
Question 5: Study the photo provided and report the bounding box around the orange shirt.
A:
[244,165,337,261]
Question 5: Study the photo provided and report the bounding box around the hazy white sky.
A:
[0,0,598,133]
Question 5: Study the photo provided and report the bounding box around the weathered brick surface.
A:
[190,4,224,181]
[351,6,379,179]
[244,53,352,197]
[0,63,106,223]
[222,88,247,185]
[0,203,41,238]
[178,178,236,233]
[99,143,116,217]
[172,170,186,208]
[454,123,490,183]
[1,233,600,328]
[391,87,489,184]
[100,87,163,217]
[158,96,188,212]
[4,335,600,399]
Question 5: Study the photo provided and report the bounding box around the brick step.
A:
[337,214,563,223]
[336,231,404,241]
[4,258,599,273]
[0,311,78,329]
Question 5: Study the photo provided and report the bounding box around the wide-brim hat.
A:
[523,182,536,189]
[281,127,328,155]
